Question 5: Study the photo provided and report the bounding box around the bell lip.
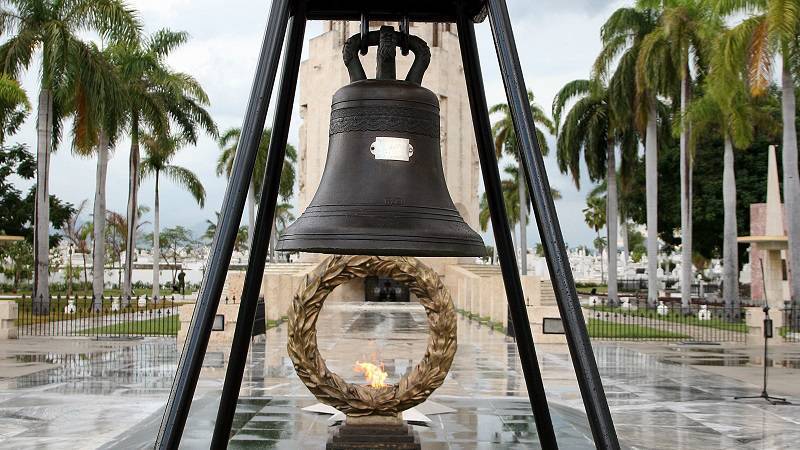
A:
[275,239,487,258]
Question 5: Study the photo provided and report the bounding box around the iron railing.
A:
[17,295,178,337]
[584,297,748,342]
[781,301,800,343]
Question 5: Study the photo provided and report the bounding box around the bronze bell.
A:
[277,27,485,257]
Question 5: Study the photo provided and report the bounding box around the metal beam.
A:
[485,0,619,447]
[155,0,292,447]
[456,9,558,449]
[211,7,307,447]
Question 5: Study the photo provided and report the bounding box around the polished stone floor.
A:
[0,302,798,449]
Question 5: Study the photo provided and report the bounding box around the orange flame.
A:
[354,361,388,388]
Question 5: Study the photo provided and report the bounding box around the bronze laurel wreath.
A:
[287,255,457,416]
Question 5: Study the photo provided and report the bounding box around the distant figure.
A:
[657,301,669,316]
[697,304,711,321]
[178,270,186,296]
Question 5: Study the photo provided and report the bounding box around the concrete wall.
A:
[0,301,18,340]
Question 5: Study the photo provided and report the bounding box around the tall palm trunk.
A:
[606,141,618,304]
[679,67,693,310]
[92,131,110,310]
[782,58,800,304]
[620,216,629,265]
[518,164,527,275]
[646,97,659,306]
[123,118,140,305]
[152,171,160,300]
[247,183,256,252]
[33,89,53,314]
[722,134,739,311]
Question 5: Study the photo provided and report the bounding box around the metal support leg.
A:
[211,8,306,447]
[485,0,619,448]
[456,11,558,449]
[155,0,292,447]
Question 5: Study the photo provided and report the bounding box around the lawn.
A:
[82,315,180,336]
[586,318,690,339]
[588,306,748,333]
[13,298,184,327]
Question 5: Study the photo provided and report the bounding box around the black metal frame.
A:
[156,1,619,449]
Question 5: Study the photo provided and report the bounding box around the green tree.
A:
[140,134,205,300]
[714,0,800,303]
[553,79,638,303]
[0,74,30,145]
[106,28,217,300]
[0,240,33,291]
[490,91,555,274]
[584,191,608,283]
[0,0,139,308]
[596,4,675,304]
[156,226,196,289]
[638,0,720,308]
[67,42,128,303]
[216,127,296,260]
[687,29,777,310]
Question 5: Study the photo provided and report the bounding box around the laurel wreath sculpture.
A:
[287,255,457,417]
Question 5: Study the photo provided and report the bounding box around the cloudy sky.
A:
[11,0,627,248]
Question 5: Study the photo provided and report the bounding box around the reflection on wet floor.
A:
[1,302,799,449]
[658,345,800,368]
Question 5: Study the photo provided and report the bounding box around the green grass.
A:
[588,306,748,333]
[82,315,179,336]
[13,298,185,327]
[587,318,689,339]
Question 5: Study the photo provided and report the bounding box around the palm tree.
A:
[0,0,139,310]
[0,74,30,145]
[140,134,205,300]
[595,4,675,305]
[477,165,561,252]
[688,28,777,311]
[68,43,128,305]
[490,91,555,274]
[63,200,91,295]
[584,193,607,283]
[107,207,150,289]
[216,127,296,260]
[106,28,217,300]
[272,202,295,258]
[638,0,719,308]
[553,79,638,304]
[204,212,249,252]
[715,0,800,304]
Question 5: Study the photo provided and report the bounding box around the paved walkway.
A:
[0,302,798,449]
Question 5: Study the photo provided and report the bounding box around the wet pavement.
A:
[0,302,799,449]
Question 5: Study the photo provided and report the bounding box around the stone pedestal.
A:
[0,301,18,340]
[327,415,420,450]
[745,306,784,346]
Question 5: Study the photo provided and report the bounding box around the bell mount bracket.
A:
[155,1,620,450]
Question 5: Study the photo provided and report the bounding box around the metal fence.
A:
[584,298,748,342]
[781,302,800,343]
[17,295,178,337]
[616,278,720,298]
